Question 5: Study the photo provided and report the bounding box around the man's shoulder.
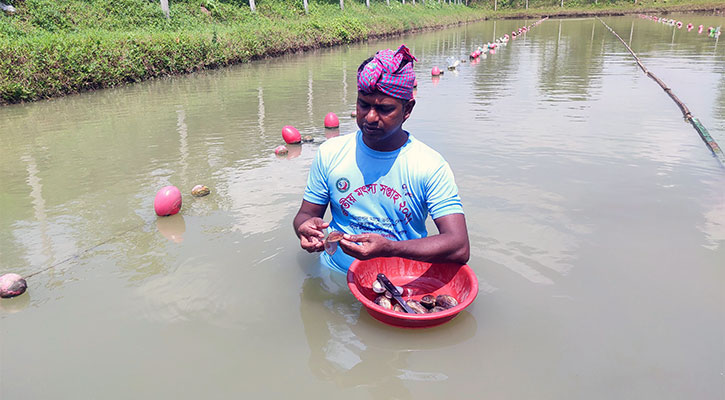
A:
[405,136,447,164]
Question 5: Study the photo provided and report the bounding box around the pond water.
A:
[1,13,724,399]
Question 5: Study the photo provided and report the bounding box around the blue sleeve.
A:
[425,162,464,219]
[303,150,330,206]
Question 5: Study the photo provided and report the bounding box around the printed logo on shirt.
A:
[336,177,350,193]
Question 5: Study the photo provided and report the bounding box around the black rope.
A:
[23,221,148,279]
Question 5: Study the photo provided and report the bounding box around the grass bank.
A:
[0,0,722,105]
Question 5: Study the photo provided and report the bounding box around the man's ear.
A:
[403,99,416,121]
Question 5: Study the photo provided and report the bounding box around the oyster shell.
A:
[435,294,458,309]
[430,306,447,313]
[393,304,404,313]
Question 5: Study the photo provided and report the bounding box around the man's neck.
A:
[362,129,409,152]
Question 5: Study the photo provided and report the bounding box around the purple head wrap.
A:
[357,45,418,101]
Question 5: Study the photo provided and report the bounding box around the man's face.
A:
[356,91,415,149]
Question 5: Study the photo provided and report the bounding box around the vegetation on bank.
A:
[0,0,722,104]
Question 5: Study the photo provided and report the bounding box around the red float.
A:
[154,186,182,217]
[324,112,339,129]
[431,66,441,76]
[281,125,301,144]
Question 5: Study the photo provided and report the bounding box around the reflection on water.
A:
[299,265,477,399]
[0,291,30,313]
[156,214,186,243]
[1,13,724,399]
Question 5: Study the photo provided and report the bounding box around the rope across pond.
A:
[596,17,725,167]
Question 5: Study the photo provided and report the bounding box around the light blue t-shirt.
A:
[303,131,464,273]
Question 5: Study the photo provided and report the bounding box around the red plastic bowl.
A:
[347,257,478,328]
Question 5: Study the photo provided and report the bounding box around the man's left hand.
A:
[339,233,392,260]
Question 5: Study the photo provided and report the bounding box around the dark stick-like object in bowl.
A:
[376,273,416,314]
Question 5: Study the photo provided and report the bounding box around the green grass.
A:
[1,0,722,104]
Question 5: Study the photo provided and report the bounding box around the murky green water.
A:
[2,13,724,399]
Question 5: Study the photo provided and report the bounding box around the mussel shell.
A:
[326,231,344,242]
[393,304,404,313]
[384,290,393,299]
[430,306,447,313]
[372,280,385,294]
[420,294,436,309]
[435,294,459,309]
[191,185,210,197]
[406,300,428,314]
[0,273,27,298]
[375,296,393,310]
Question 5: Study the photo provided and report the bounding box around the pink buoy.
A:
[0,273,27,298]
[324,112,339,129]
[698,25,703,34]
[282,125,301,144]
[676,21,682,29]
[687,23,693,31]
[154,186,182,217]
[274,145,288,155]
[431,66,441,76]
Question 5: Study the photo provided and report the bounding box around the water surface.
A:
[1,13,724,399]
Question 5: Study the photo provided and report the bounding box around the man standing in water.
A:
[293,45,469,272]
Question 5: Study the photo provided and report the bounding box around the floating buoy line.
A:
[597,17,725,166]
[638,14,721,40]
[445,16,548,69]
[2,183,216,298]
[21,222,148,281]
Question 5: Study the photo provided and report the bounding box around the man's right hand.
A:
[296,217,329,253]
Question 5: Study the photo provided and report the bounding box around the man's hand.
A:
[296,217,329,253]
[293,200,329,253]
[338,214,470,264]
[339,233,392,260]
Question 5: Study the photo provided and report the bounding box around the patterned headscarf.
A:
[357,45,417,101]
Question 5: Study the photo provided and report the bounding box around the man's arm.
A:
[293,200,329,253]
[339,213,470,264]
